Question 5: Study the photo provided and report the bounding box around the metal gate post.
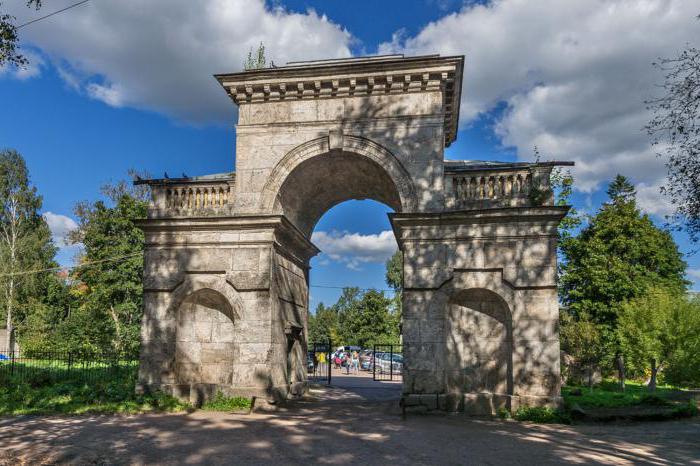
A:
[390,345,394,381]
[372,344,376,381]
[327,337,332,385]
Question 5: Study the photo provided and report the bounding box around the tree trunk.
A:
[2,198,19,354]
[108,305,122,353]
[648,358,658,392]
[616,353,626,392]
[5,278,14,354]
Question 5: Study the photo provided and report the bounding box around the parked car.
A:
[359,349,373,370]
[366,352,384,372]
[374,353,403,374]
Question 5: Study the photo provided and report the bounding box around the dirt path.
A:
[1,400,699,465]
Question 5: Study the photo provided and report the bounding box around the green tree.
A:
[618,288,700,391]
[385,250,402,292]
[385,249,403,339]
[68,176,148,354]
[244,42,267,70]
[308,302,338,343]
[560,174,687,385]
[559,312,605,391]
[560,174,687,335]
[645,22,700,242]
[338,289,397,347]
[0,149,58,352]
[0,1,41,67]
[663,293,700,387]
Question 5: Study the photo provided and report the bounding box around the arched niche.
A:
[175,288,236,385]
[445,288,514,396]
[260,136,416,236]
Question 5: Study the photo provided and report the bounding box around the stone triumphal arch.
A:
[136,55,570,413]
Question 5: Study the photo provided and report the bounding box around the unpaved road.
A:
[1,402,699,465]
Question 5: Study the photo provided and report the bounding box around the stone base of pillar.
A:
[136,381,309,407]
[401,392,562,415]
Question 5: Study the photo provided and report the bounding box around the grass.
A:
[504,380,698,424]
[513,406,572,424]
[201,392,252,412]
[0,364,189,415]
[561,380,684,409]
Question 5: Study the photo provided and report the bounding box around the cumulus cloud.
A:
[311,230,397,271]
[687,269,700,281]
[636,181,674,217]
[8,0,352,123]
[43,212,78,247]
[0,49,44,80]
[379,0,698,197]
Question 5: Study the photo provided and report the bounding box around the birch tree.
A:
[0,149,50,352]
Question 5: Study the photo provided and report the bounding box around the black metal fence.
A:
[307,340,332,385]
[372,344,403,381]
[0,351,139,386]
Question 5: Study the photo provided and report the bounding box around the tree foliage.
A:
[646,27,700,241]
[308,302,338,344]
[0,1,41,67]
[385,250,402,292]
[0,149,61,352]
[559,312,605,390]
[244,42,267,70]
[560,174,687,335]
[67,178,148,354]
[308,284,400,347]
[618,287,700,390]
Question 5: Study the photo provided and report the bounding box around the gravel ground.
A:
[1,400,699,465]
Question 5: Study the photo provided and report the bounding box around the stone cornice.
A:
[215,54,464,147]
[135,214,320,261]
[389,206,571,246]
[390,206,571,225]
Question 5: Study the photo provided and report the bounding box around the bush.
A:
[513,406,571,424]
[0,366,188,415]
[497,407,511,419]
[671,401,699,418]
[635,394,671,407]
[201,392,252,412]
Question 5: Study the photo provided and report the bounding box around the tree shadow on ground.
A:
[0,403,698,465]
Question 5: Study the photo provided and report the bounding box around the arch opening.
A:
[175,288,235,385]
[274,150,404,237]
[446,288,514,397]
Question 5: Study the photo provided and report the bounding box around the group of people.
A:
[331,350,360,374]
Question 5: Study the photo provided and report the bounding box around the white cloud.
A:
[687,269,700,281]
[0,49,44,80]
[636,181,674,218]
[43,212,78,247]
[379,0,698,194]
[311,230,397,271]
[86,82,125,107]
[8,0,352,123]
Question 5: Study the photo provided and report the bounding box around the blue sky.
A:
[1,0,699,308]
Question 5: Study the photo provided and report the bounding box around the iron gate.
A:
[372,344,403,381]
[307,339,332,385]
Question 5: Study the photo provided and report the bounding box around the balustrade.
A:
[445,165,553,209]
[146,178,234,216]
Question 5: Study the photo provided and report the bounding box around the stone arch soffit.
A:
[167,275,244,323]
[436,273,515,322]
[259,135,418,214]
[448,287,513,325]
